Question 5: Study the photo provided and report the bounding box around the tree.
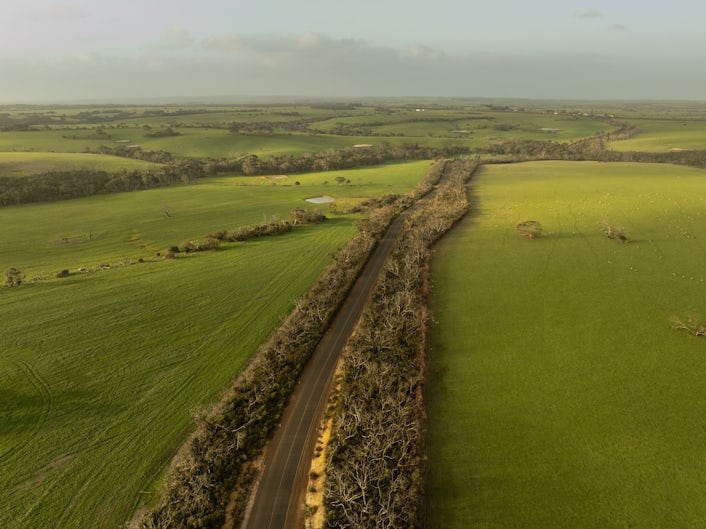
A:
[334,176,346,185]
[5,267,22,287]
[516,220,543,239]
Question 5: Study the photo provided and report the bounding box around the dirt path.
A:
[238,164,452,529]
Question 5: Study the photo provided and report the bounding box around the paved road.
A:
[240,164,449,529]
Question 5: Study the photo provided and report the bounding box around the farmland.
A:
[610,119,706,152]
[5,99,706,529]
[0,159,430,529]
[427,161,706,528]
[0,160,431,277]
[0,152,160,177]
[0,103,613,172]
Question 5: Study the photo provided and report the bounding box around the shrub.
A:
[207,230,228,241]
[200,237,221,251]
[289,208,327,225]
[4,267,22,287]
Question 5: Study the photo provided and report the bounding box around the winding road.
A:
[239,163,449,529]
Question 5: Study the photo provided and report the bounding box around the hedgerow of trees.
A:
[168,208,328,256]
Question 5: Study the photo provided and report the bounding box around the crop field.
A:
[427,161,706,528]
[610,119,706,152]
[0,160,431,529]
[0,152,160,177]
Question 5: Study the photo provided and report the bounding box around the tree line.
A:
[0,159,203,206]
[478,132,706,171]
[0,143,467,207]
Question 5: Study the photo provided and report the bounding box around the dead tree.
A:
[671,315,706,337]
[603,222,628,243]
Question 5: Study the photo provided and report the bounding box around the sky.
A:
[1,0,706,103]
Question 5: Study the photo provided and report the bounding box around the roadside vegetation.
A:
[323,160,477,528]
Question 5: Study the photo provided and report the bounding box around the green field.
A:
[0,128,463,160]
[0,129,360,159]
[309,110,610,143]
[428,161,706,528]
[0,104,617,164]
[0,152,160,177]
[0,160,431,278]
[0,160,431,529]
[610,119,706,152]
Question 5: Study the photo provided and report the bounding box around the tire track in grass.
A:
[0,360,53,464]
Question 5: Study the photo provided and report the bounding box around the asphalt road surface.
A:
[240,164,450,529]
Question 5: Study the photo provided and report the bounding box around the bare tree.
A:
[603,222,628,243]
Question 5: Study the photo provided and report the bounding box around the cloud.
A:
[607,24,629,32]
[200,32,397,71]
[576,9,603,20]
[48,2,88,19]
[202,32,375,57]
[153,27,194,49]
[1,33,705,102]
[407,43,445,61]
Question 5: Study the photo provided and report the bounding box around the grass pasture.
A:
[610,119,706,152]
[0,128,455,159]
[309,110,610,143]
[0,105,616,163]
[0,152,160,177]
[0,160,431,529]
[428,161,706,529]
[105,130,370,159]
[0,160,431,278]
